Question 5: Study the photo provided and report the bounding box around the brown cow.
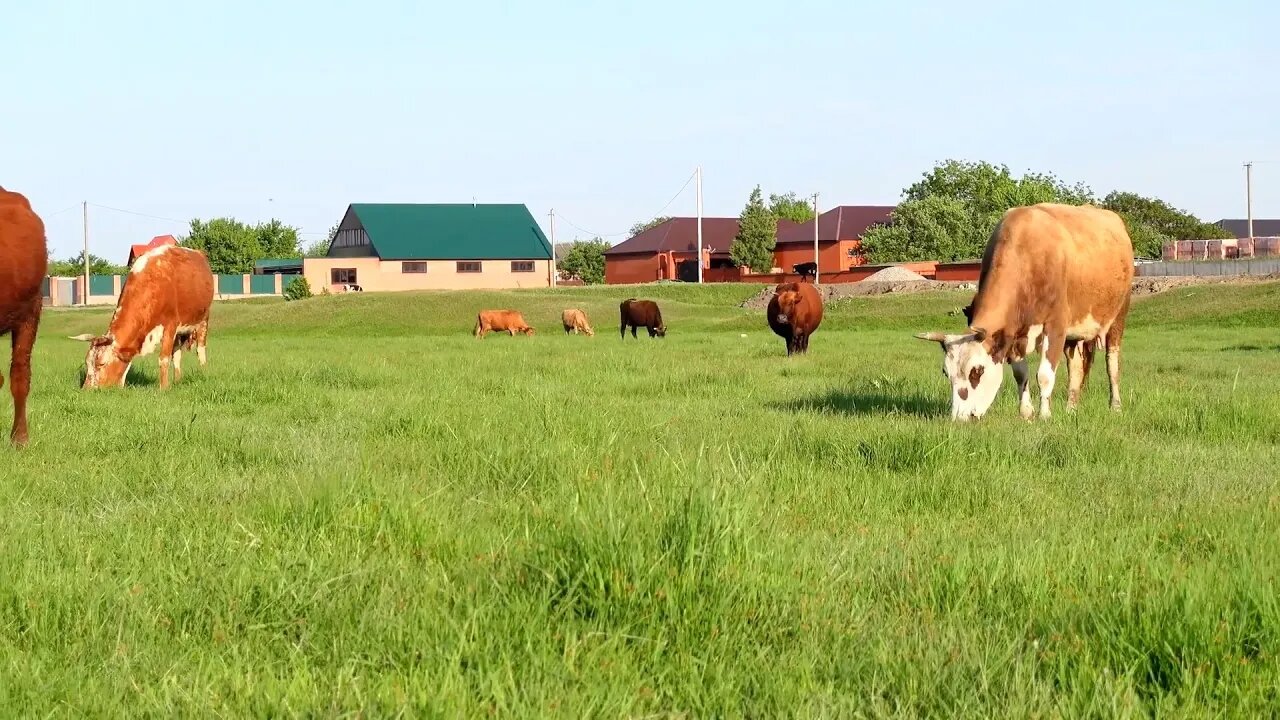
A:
[915,202,1135,421]
[0,187,48,446]
[561,308,594,336]
[475,309,535,338]
[766,282,823,355]
[619,298,666,338]
[71,244,214,390]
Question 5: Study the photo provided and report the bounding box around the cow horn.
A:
[914,331,948,343]
[68,334,97,342]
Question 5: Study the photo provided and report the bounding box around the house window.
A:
[331,268,357,284]
[511,261,535,273]
[401,261,428,273]
[456,261,482,273]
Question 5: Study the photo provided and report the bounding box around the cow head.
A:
[522,326,536,336]
[773,284,804,325]
[655,323,667,337]
[914,327,1002,421]
[69,334,132,388]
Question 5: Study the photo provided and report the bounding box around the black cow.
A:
[619,298,667,338]
[793,261,817,279]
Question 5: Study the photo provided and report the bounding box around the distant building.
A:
[127,235,178,267]
[601,205,895,284]
[1216,218,1280,238]
[260,203,554,292]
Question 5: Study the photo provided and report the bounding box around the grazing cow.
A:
[70,245,214,390]
[0,187,48,446]
[619,298,666,338]
[766,282,823,355]
[561,308,594,336]
[474,309,535,338]
[914,202,1135,421]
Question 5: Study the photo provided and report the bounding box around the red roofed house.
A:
[127,234,178,267]
[772,205,895,273]
[603,217,743,285]
[602,206,896,284]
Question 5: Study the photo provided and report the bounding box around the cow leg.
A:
[1037,332,1066,420]
[158,325,177,390]
[9,302,40,446]
[620,322,626,339]
[1011,359,1033,421]
[172,347,183,383]
[1065,341,1085,410]
[195,319,209,366]
[631,326,638,338]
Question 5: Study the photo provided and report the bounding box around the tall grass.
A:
[2,282,1278,716]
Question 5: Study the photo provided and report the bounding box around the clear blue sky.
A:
[5,0,1277,261]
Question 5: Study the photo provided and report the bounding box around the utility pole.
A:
[82,201,89,306]
[548,208,558,288]
[812,192,820,284]
[1246,162,1254,243]
[696,166,704,284]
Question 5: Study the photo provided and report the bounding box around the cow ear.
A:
[969,326,988,343]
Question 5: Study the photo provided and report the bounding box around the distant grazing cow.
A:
[619,298,666,338]
[0,187,48,446]
[561,308,594,336]
[475,309,535,338]
[792,261,817,279]
[915,202,1134,421]
[766,282,823,355]
[71,245,214,390]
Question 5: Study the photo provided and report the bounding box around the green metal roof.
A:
[350,203,552,260]
[255,258,304,269]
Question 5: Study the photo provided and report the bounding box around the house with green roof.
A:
[290,203,554,292]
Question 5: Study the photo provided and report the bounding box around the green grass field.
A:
[4,281,1280,717]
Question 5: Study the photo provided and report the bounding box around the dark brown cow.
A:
[0,187,48,446]
[475,309,535,338]
[766,281,823,355]
[619,298,666,338]
[71,245,214,390]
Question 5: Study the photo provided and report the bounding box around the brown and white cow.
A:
[474,309,535,338]
[561,308,594,336]
[915,202,1134,421]
[0,187,48,446]
[766,281,823,355]
[71,244,214,390]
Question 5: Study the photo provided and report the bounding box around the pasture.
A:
[4,281,1280,717]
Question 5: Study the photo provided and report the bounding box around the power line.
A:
[87,203,188,226]
[553,168,699,239]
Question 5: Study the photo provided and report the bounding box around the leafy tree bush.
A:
[283,276,312,301]
[559,238,609,284]
[47,251,127,276]
[180,217,302,274]
[730,186,777,272]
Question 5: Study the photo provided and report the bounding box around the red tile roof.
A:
[775,206,895,245]
[127,235,178,265]
[604,217,741,255]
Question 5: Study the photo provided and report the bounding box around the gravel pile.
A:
[861,266,929,282]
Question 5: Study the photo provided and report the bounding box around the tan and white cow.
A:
[71,245,215,389]
[915,202,1135,421]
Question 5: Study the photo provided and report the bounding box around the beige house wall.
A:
[302,257,552,292]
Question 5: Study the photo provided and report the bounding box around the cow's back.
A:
[0,190,48,328]
[120,246,214,327]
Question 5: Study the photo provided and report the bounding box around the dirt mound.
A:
[739,279,975,309]
[862,266,928,282]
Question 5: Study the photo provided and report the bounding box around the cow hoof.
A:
[1019,405,1034,421]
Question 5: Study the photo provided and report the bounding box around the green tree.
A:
[862,159,1098,264]
[768,192,815,223]
[283,276,313,301]
[559,238,609,284]
[1101,191,1231,258]
[180,217,304,274]
[629,216,671,237]
[730,185,777,272]
[47,252,128,276]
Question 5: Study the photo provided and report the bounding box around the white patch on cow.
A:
[121,361,132,387]
[940,337,1002,421]
[197,344,207,365]
[130,244,175,275]
[173,349,183,375]
[139,325,164,356]
[1065,314,1101,341]
[1037,353,1057,418]
[1024,324,1044,355]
